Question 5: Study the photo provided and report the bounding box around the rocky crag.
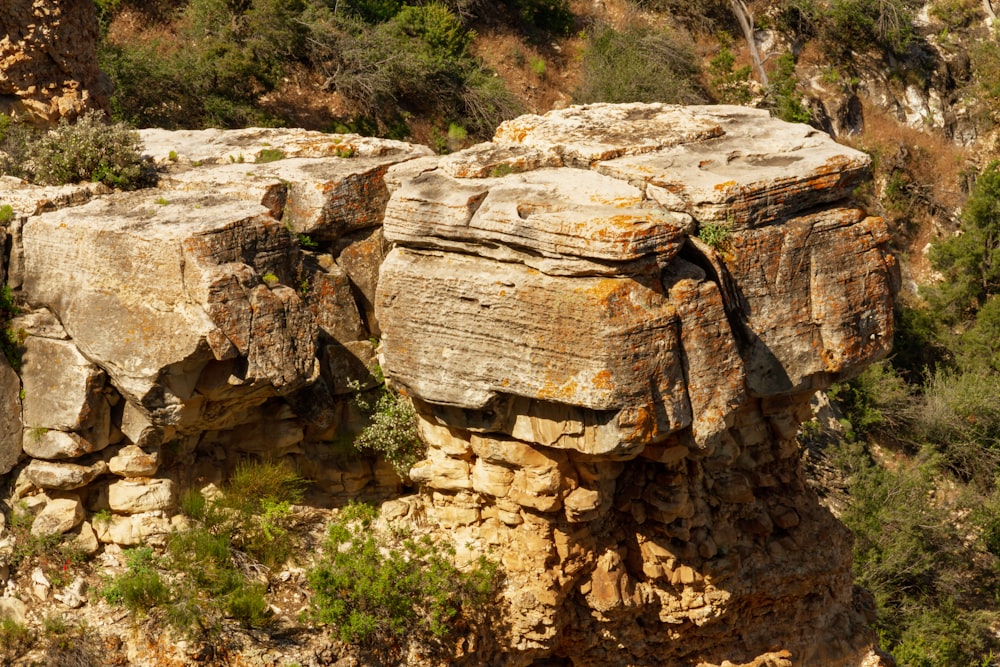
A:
[0,0,110,124]
[0,104,896,666]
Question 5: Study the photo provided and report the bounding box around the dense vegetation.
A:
[817,159,1000,665]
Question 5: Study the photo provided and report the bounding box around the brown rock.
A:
[0,0,110,124]
[0,354,22,475]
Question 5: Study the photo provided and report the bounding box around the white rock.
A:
[30,496,84,536]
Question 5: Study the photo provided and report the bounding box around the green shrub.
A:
[219,458,307,516]
[255,148,286,163]
[708,45,752,105]
[821,0,921,55]
[308,503,498,658]
[914,365,1000,485]
[0,110,151,189]
[971,31,1000,111]
[925,161,1000,326]
[354,385,423,480]
[929,0,980,29]
[103,459,306,636]
[309,3,519,137]
[0,618,34,663]
[101,0,302,128]
[828,361,915,441]
[696,221,732,250]
[511,0,573,35]
[574,23,705,105]
[100,547,170,612]
[0,204,13,224]
[0,285,25,371]
[767,53,812,124]
[344,0,404,23]
[830,438,1000,665]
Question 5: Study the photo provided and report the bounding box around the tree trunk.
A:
[729,0,768,87]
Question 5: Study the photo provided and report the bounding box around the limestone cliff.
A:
[0,105,895,666]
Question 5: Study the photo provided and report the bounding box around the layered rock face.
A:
[377,104,897,666]
[0,105,895,665]
[1,129,431,545]
[0,0,110,124]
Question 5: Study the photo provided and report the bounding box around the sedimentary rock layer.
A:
[376,103,896,666]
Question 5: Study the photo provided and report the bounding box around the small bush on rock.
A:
[354,387,423,480]
[0,111,151,189]
[26,111,150,188]
[308,502,499,659]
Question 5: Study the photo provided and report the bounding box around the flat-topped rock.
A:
[20,192,315,422]
[493,103,725,166]
[596,106,871,228]
[378,103,895,455]
[139,127,431,165]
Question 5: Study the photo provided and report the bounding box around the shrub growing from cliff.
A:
[0,111,151,189]
[101,459,308,637]
[353,386,423,480]
[308,502,499,660]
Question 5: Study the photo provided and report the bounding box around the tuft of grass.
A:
[696,221,732,251]
[255,148,286,163]
[99,547,170,613]
[0,618,35,663]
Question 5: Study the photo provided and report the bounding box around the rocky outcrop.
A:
[0,0,110,124]
[377,104,896,666]
[0,105,895,666]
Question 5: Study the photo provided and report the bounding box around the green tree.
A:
[574,23,705,105]
[925,161,1000,327]
[822,0,921,55]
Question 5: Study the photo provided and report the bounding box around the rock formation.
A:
[0,105,896,665]
[0,0,111,124]
[376,104,897,666]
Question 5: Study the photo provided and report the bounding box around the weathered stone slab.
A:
[598,112,871,227]
[30,497,84,536]
[307,259,368,345]
[663,260,746,448]
[493,102,725,166]
[140,128,431,165]
[22,192,319,427]
[23,459,108,490]
[383,168,689,272]
[725,208,895,395]
[22,429,99,460]
[108,444,160,477]
[379,248,690,451]
[20,336,106,432]
[108,478,176,514]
